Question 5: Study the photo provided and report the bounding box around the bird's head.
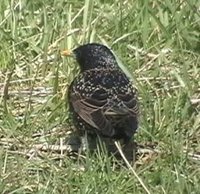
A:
[62,43,118,71]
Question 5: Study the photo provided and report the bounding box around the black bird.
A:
[62,43,139,145]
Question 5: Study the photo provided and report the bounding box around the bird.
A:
[62,43,139,147]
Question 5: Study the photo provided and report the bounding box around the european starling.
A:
[63,43,139,145]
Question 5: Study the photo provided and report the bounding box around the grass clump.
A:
[0,0,200,193]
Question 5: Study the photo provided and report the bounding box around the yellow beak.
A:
[61,49,72,56]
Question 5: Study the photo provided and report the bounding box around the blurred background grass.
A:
[0,0,200,193]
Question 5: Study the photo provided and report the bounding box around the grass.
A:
[0,0,200,193]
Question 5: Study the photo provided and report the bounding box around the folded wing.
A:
[70,85,138,137]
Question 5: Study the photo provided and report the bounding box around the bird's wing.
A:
[70,86,138,135]
[70,88,115,136]
[116,88,139,116]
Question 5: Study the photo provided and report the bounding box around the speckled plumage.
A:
[68,43,139,143]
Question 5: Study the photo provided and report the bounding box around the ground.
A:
[0,0,200,193]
